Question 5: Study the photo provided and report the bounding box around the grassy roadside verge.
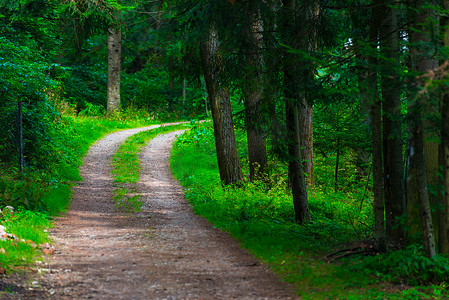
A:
[170,122,448,299]
[111,123,191,212]
[0,115,159,275]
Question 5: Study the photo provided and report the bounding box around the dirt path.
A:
[7,126,297,299]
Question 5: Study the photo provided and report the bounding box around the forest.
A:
[1,0,449,298]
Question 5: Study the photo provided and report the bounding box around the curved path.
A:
[22,125,296,298]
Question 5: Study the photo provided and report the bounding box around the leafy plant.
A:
[0,209,51,272]
[170,122,448,298]
[347,245,449,285]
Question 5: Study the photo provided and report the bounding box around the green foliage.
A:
[79,102,106,117]
[348,245,449,285]
[0,209,51,272]
[0,108,159,216]
[0,110,161,272]
[121,65,169,111]
[171,122,448,298]
[314,102,371,156]
[64,61,108,110]
[0,171,55,212]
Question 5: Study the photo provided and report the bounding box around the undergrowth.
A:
[0,107,165,273]
[347,244,449,286]
[170,122,449,299]
[111,123,190,212]
[0,209,51,273]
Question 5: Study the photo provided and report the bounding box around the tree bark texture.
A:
[242,3,268,181]
[441,85,449,253]
[407,0,437,257]
[409,112,437,257]
[297,1,318,187]
[107,27,121,114]
[369,0,387,252]
[379,2,406,247]
[439,0,449,254]
[202,76,209,117]
[199,30,244,185]
[281,0,311,224]
[299,102,315,187]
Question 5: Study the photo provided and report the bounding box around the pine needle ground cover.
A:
[170,122,448,299]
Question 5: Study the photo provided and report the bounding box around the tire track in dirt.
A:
[10,125,297,299]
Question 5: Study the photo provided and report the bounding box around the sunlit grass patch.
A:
[0,210,51,272]
[170,122,448,299]
[0,112,163,272]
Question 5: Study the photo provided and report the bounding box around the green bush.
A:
[63,63,107,110]
[171,122,367,252]
[171,122,449,298]
[0,109,160,215]
[348,245,449,285]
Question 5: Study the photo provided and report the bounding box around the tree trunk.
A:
[407,0,437,257]
[409,107,437,257]
[298,1,318,187]
[199,29,243,185]
[281,0,311,224]
[379,2,406,248]
[285,97,311,223]
[243,3,268,181]
[107,27,121,114]
[299,102,315,187]
[441,92,449,254]
[202,76,209,117]
[439,0,449,254]
[369,0,386,252]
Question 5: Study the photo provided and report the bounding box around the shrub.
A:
[348,244,449,285]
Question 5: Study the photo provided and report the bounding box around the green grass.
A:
[111,123,191,212]
[170,122,449,299]
[0,110,166,273]
[0,210,51,272]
